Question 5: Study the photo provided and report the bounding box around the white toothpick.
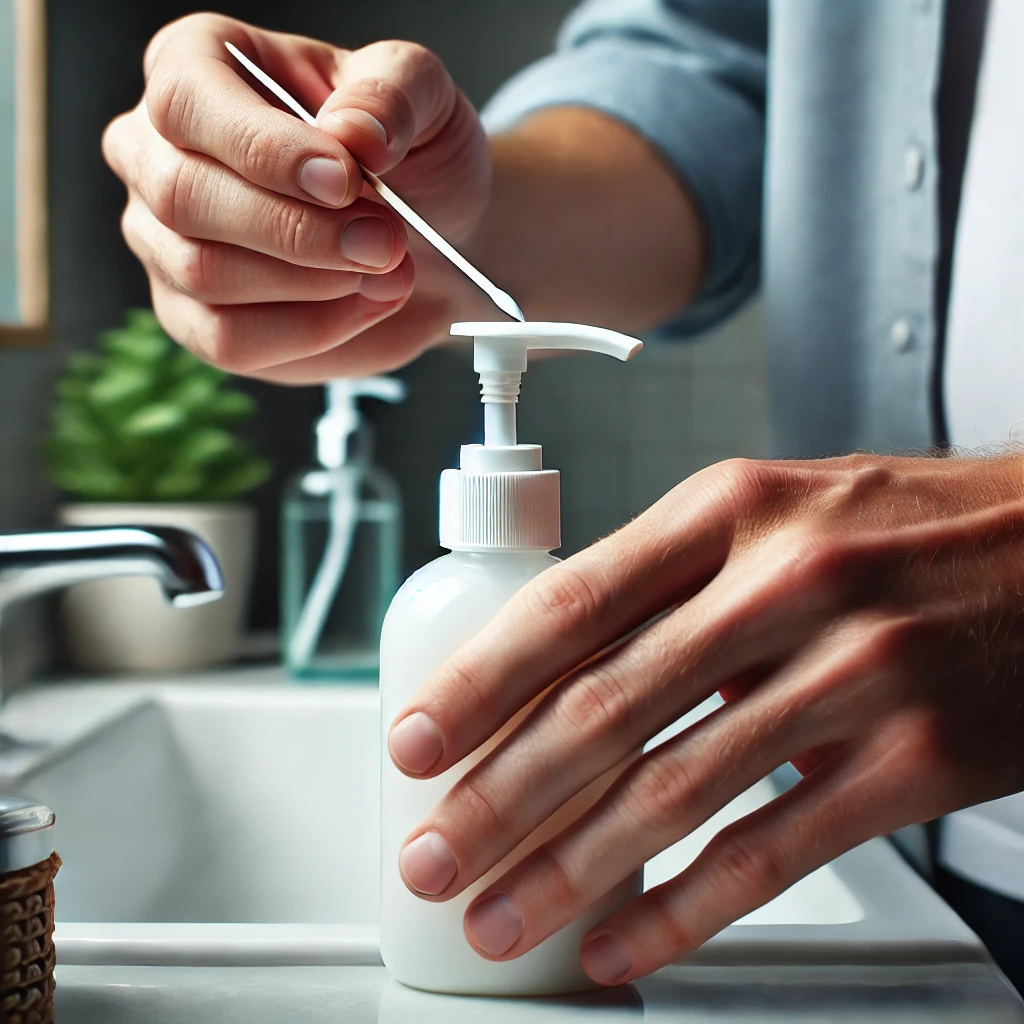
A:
[224,42,525,323]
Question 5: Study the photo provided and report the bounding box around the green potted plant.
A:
[47,309,270,672]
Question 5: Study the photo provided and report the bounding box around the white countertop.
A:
[55,962,1024,1023]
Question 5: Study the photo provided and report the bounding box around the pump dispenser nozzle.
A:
[317,377,407,468]
[289,376,406,673]
[450,322,643,449]
[440,322,643,552]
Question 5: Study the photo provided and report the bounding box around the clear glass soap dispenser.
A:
[282,377,405,681]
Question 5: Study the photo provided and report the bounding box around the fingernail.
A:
[399,831,458,895]
[341,217,395,268]
[581,934,633,985]
[297,157,350,206]
[323,108,388,144]
[389,711,443,774]
[465,894,524,956]
[360,266,408,303]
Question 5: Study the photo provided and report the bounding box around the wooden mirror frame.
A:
[0,0,48,345]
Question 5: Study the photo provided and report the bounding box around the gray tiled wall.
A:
[529,300,767,556]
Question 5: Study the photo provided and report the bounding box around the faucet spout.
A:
[0,526,225,612]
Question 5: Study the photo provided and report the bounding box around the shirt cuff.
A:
[482,39,764,337]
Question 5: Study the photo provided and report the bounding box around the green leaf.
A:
[50,404,105,448]
[176,427,239,468]
[206,389,257,423]
[99,327,171,364]
[88,364,155,407]
[47,308,267,503]
[167,373,218,413]
[122,402,188,437]
[152,468,205,501]
[56,377,90,401]
[207,456,271,498]
[50,461,127,500]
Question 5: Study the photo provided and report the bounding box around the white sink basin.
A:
[0,669,996,971]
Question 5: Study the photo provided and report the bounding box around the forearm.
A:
[457,107,707,332]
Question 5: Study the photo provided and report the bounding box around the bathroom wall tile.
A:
[557,450,634,555]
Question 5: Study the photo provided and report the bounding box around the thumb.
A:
[316,41,456,174]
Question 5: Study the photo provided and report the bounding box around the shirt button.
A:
[905,145,925,191]
[890,319,914,353]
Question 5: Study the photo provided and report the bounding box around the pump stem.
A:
[479,370,521,447]
[484,404,517,447]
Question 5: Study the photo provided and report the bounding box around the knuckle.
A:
[893,707,958,779]
[710,826,789,903]
[644,890,698,957]
[448,775,508,844]
[364,38,441,73]
[143,148,192,232]
[396,40,447,91]
[554,663,634,743]
[172,240,220,301]
[146,62,197,143]
[340,70,417,139]
[174,11,225,37]
[439,656,501,723]
[524,566,601,640]
[104,107,151,184]
[770,526,855,605]
[834,458,896,505]
[188,309,248,374]
[101,116,128,176]
[232,120,282,183]
[144,13,221,77]
[395,38,441,68]
[119,203,145,255]
[787,615,919,717]
[707,458,776,517]
[532,845,582,914]
[274,201,317,260]
[364,41,451,132]
[625,749,702,832]
[850,616,922,677]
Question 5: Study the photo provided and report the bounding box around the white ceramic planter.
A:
[58,503,255,673]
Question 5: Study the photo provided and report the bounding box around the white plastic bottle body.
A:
[379,550,641,995]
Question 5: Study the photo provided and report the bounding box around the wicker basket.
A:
[0,851,61,1024]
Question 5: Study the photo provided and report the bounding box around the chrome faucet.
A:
[0,526,224,706]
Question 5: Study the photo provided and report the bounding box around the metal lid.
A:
[0,796,55,872]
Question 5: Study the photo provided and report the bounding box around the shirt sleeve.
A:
[482,0,768,337]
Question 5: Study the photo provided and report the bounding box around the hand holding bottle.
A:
[388,452,1024,985]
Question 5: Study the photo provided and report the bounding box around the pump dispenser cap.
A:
[439,322,643,552]
[440,443,560,551]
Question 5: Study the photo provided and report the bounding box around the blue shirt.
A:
[483,0,952,458]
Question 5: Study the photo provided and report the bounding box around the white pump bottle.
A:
[379,322,643,995]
